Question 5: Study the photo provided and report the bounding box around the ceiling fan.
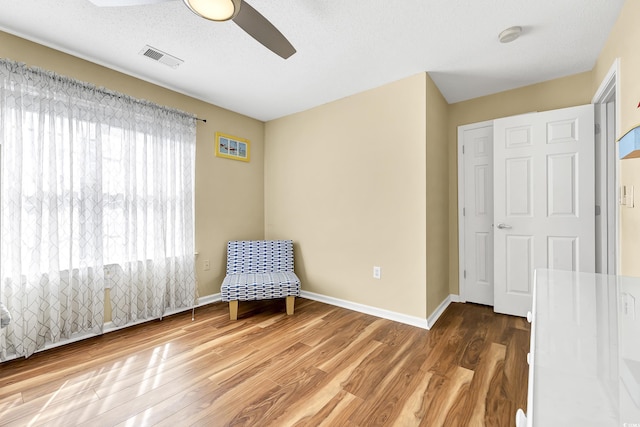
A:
[87,0,296,59]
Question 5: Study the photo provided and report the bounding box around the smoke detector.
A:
[498,26,522,43]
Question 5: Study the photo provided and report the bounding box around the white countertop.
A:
[530,269,640,426]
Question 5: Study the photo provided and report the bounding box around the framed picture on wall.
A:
[215,132,250,162]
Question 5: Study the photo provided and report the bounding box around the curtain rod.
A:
[0,58,208,123]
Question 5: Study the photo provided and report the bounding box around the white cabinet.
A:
[518,269,640,426]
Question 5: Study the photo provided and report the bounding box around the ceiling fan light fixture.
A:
[183,0,241,21]
[498,26,522,43]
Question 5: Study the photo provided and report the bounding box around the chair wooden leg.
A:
[286,296,295,315]
[229,300,238,320]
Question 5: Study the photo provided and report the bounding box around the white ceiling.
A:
[0,0,625,122]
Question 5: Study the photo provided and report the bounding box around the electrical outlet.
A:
[373,266,381,279]
[622,292,636,319]
[622,185,636,208]
[203,259,210,271]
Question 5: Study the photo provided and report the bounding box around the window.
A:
[0,59,197,358]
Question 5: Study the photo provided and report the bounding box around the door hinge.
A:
[595,123,601,135]
[463,207,466,216]
[462,145,465,154]
[464,270,467,279]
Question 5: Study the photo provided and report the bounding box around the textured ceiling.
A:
[0,0,625,121]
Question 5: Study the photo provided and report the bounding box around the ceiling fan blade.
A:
[87,0,171,7]
[233,1,296,59]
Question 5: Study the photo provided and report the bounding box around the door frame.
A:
[457,120,493,303]
[592,58,620,275]
[458,60,620,302]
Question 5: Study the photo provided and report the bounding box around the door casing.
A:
[458,70,620,307]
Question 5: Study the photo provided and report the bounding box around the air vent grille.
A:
[138,45,183,69]
[143,48,163,61]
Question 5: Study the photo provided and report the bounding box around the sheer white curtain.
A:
[106,104,197,326]
[0,59,196,359]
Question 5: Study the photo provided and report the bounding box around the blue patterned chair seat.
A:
[222,272,301,300]
[221,240,301,319]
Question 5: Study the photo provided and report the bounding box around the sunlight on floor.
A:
[0,393,23,414]
[139,343,171,394]
[27,383,69,427]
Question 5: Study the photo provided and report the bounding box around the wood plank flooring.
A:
[0,298,530,426]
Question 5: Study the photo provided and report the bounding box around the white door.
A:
[460,124,494,305]
[493,104,595,317]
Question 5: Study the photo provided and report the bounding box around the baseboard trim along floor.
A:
[300,290,461,330]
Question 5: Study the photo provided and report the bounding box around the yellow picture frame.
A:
[215,132,250,162]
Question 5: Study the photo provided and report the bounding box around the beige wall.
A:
[425,74,450,315]
[620,159,640,277]
[0,31,266,304]
[4,0,638,324]
[265,74,428,319]
[447,73,594,295]
[593,0,640,277]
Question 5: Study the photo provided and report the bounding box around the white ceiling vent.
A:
[138,45,183,69]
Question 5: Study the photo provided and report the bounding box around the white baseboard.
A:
[2,292,460,363]
[3,293,224,362]
[427,294,460,328]
[300,290,430,329]
[196,293,221,307]
[103,293,222,332]
[299,291,461,330]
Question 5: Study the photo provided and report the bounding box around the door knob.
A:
[497,223,512,229]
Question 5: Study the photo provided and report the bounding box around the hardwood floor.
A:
[0,298,530,426]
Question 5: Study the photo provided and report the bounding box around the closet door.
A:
[493,104,595,317]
